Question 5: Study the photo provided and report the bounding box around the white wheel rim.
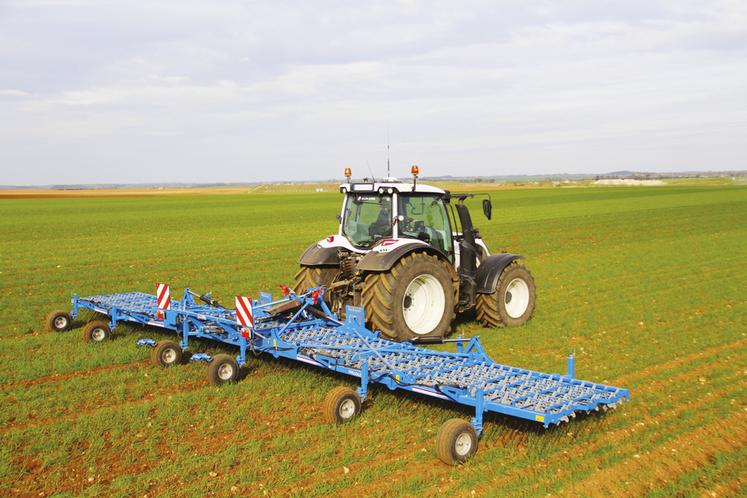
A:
[218,363,235,381]
[339,398,356,419]
[402,274,446,335]
[504,277,530,319]
[91,328,106,341]
[162,348,177,364]
[455,432,473,457]
[54,316,68,329]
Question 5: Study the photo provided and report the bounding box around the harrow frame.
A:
[70,286,629,438]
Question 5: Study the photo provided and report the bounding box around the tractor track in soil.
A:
[6,370,328,495]
[0,377,205,435]
[568,416,747,495]
[463,378,743,496]
[270,433,429,496]
[542,270,741,320]
[506,389,744,497]
[0,359,149,391]
[0,361,289,436]
[708,470,747,497]
[611,337,747,386]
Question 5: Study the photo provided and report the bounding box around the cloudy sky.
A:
[1,0,746,185]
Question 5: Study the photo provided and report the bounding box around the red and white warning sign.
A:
[235,295,254,329]
[156,283,171,310]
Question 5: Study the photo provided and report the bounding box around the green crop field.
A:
[1,184,745,497]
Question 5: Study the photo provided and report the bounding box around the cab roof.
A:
[339,180,445,195]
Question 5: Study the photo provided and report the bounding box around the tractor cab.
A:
[295,166,536,342]
[339,179,453,260]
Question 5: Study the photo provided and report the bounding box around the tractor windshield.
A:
[342,194,393,248]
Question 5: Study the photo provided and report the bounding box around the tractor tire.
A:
[476,262,536,328]
[46,310,72,332]
[435,418,478,465]
[362,252,456,341]
[292,266,338,294]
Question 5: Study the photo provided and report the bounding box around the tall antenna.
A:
[366,161,376,182]
[386,126,391,179]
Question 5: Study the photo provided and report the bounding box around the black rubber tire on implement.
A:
[150,340,183,368]
[362,252,456,341]
[82,320,111,343]
[293,266,338,294]
[46,310,72,332]
[475,263,536,328]
[435,418,478,465]
[207,354,240,386]
[323,386,361,424]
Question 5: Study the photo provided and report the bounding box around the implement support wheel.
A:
[46,310,72,332]
[323,386,361,424]
[82,320,111,343]
[435,418,478,465]
[151,340,183,367]
[207,354,240,386]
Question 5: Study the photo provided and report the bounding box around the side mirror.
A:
[482,199,492,220]
[336,214,342,223]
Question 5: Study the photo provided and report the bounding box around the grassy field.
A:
[1,184,745,496]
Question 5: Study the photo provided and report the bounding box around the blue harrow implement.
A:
[50,285,630,464]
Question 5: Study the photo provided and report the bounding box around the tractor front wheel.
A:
[476,263,536,327]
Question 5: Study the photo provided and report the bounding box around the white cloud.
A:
[0,0,745,184]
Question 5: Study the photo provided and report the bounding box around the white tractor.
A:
[294,166,536,342]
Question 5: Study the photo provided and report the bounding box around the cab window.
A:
[398,194,453,258]
[342,194,393,247]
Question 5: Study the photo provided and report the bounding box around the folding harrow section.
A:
[65,286,629,464]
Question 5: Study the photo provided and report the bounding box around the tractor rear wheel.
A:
[362,252,456,341]
[476,263,536,327]
[292,266,338,294]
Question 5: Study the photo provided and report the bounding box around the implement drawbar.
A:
[53,285,629,465]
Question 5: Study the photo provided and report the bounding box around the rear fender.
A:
[475,254,524,293]
[357,240,450,273]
